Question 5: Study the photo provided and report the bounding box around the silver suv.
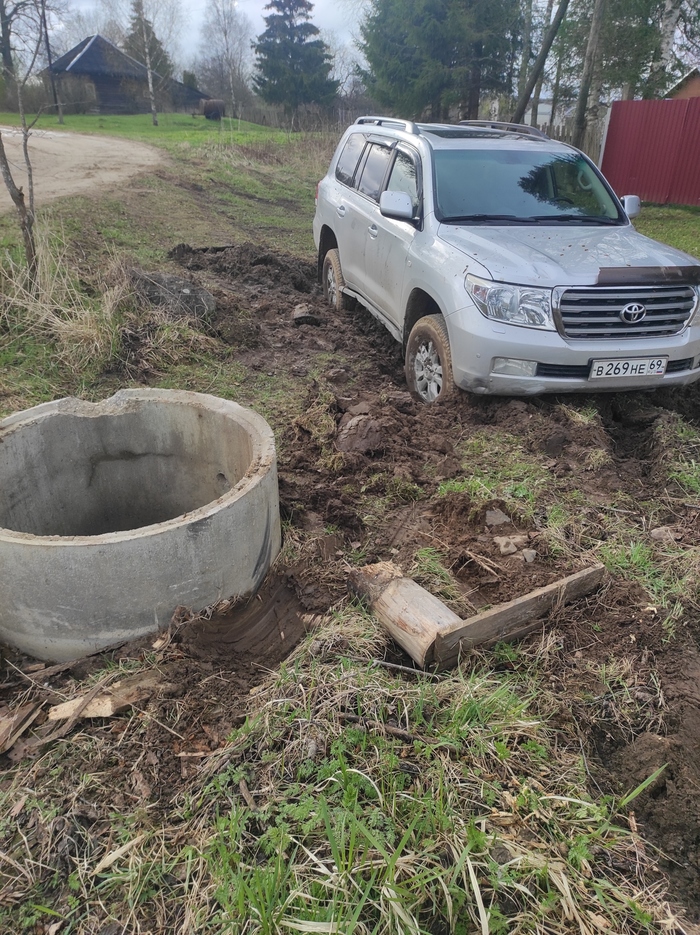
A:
[313,116,700,400]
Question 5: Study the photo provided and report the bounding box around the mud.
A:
[3,241,700,920]
[0,574,306,803]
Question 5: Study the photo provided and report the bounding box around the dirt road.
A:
[0,126,162,210]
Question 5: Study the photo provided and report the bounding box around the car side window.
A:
[357,144,393,201]
[335,134,366,186]
[386,150,420,213]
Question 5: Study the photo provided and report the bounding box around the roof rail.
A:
[458,120,549,140]
[355,116,418,134]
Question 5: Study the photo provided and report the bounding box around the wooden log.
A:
[433,563,606,670]
[348,561,462,666]
[348,561,605,671]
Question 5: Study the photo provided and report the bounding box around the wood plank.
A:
[433,564,605,670]
[348,561,462,667]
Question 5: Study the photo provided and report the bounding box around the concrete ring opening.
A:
[0,389,281,661]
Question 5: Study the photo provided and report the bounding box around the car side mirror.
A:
[380,190,414,221]
[621,195,641,219]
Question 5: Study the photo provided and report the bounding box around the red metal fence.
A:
[600,98,700,206]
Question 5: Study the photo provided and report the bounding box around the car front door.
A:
[362,146,421,327]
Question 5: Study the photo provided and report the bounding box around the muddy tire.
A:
[404,314,457,403]
[322,248,355,311]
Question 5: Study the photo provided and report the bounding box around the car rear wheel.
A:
[322,248,355,311]
[405,314,457,403]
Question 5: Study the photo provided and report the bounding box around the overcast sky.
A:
[65,0,362,62]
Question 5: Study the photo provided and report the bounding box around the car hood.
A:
[437,223,700,287]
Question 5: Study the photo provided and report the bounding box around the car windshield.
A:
[433,149,624,224]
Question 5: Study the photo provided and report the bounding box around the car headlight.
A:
[466,274,555,331]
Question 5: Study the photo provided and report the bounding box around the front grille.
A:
[536,363,590,378]
[558,286,697,339]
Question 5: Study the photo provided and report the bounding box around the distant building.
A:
[666,68,700,101]
[47,34,208,115]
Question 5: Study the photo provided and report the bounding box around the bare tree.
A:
[0,0,49,281]
[647,0,684,91]
[99,0,182,62]
[54,8,123,54]
[511,0,571,123]
[572,0,606,148]
[197,0,252,117]
[529,0,554,126]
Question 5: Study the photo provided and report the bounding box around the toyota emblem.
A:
[620,302,647,323]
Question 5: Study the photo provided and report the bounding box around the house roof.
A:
[50,34,151,80]
[48,34,209,105]
[666,67,700,97]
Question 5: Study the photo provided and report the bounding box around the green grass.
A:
[438,430,551,520]
[635,203,700,259]
[0,111,287,150]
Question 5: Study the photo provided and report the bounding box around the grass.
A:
[635,203,700,259]
[0,612,678,934]
[0,111,289,150]
[438,430,551,521]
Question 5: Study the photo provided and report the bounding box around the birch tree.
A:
[197,0,252,115]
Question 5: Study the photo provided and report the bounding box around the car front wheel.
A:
[405,314,457,403]
[322,248,354,311]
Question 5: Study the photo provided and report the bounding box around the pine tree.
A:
[123,1,173,80]
[253,0,338,124]
[359,0,517,121]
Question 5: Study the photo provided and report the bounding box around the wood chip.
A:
[92,834,146,874]
[48,671,164,721]
[0,703,42,755]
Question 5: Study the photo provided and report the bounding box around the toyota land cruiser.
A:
[313,117,700,400]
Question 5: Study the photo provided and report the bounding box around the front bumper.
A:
[446,304,700,395]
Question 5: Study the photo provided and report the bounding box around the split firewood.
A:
[0,703,42,755]
[349,561,605,670]
[48,671,165,721]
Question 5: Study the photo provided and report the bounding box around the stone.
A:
[486,508,511,527]
[336,415,384,453]
[292,304,320,326]
[494,535,518,555]
[347,401,372,416]
[650,525,681,543]
[522,549,537,563]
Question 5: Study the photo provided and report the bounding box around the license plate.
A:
[589,357,667,380]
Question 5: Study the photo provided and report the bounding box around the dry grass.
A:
[0,224,122,372]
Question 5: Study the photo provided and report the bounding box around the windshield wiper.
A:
[529,214,620,225]
[441,214,537,224]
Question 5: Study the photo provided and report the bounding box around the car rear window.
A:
[357,144,393,201]
[335,134,366,186]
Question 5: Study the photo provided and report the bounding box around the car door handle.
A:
[368,224,378,239]
[336,205,346,218]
